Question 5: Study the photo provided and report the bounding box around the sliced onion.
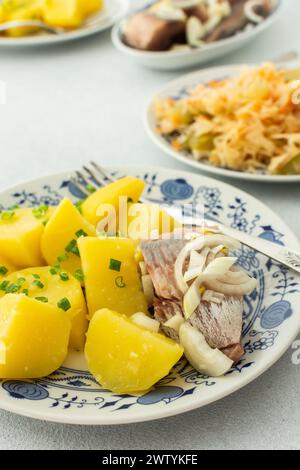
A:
[204,277,258,296]
[141,274,154,306]
[217,270,250,285]
[183,281,202,319]
[139,261,148,276]
[174,234,240,294]
[131,312,160,333]
[202,290,224,304]
[189,249,207,270]
[164,313,185,334]
[187,16,206,47]
[244,0,264,23]
[171,0,204,9]
[203,256,237,278]
[179,323,233,376]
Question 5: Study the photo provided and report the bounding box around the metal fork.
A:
[0,19,65,34]
[70,162,300,275]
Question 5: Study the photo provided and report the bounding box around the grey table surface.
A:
[0,0,299,450]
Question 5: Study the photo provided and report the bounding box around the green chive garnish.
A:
[59,272,69,282]
[109,258,121,272]
[75,229,87,238]
[0,280,9,291]
[6,283,22,294]
[74,269,84,282]
[0,266,8,276]
[115,276,126,288]
[22,289,29,296]
[50,266,59,275]
[42,219,49,227]
[35,296,48,303]
[75,199,85,214]
[32,274,40,279]
[32,205,49,219]
[57,254,69,263]
[57,297,71,312]
[86,183,96,194]
[1,210,15,221]
[65,239,79,257]
[33,280,44,289]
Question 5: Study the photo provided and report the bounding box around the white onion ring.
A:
[217,271,250,285]
[204,277,257,296]
[244,0,265,24]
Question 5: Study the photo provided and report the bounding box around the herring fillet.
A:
[141,238,244,363]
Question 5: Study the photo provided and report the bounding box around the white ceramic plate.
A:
[112,0,282,70]
[0,0,129,47]
[0,166,299,425]
[145,63,300,183]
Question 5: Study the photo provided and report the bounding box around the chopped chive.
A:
[86,183,96,194]
[9,204,19,210]
[109,258,121,272]
[115,276,126,288]
[59,272,69,282]
[1,210,15,221]
[75,229,87,238]
[35,296,48,303]
[6,282,22,293]
[33,280,44,289]
[57,297,71,312]
[22,288,29,296]
[16,277,26,285]
[0,280,9,291]
[65,239,80,257]
[74,269,84,282]
[50,266,59,275]
[0,266,8,276]
[75,199,85,214]
[42,219,49,227]
[57,254,69,263]
[32,205,49,219]
[32,274,40,279]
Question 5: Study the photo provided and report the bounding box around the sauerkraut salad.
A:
[154,63,300,175]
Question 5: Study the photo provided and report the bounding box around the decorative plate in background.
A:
[0,0,129,47]
[145,63,300,183]
[0,166,299,424]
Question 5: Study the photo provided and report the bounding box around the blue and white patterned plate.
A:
[0,166,299,425]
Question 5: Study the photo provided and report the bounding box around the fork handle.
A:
[214,224,300,274]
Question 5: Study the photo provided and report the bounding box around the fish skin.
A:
[141,237,245,363]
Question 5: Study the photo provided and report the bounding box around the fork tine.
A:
[89,161,115,183]
[70,177,89,197]
[82,165,105,188]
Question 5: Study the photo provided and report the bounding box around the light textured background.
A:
[0,0,299,450]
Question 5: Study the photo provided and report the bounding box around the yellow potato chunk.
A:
[78,237,148,318]
[85,308,184,393]
[0,256,16,277]
[81,177,145,226]
[0,207,53,268]
[127,203,178,240]
[41,198,96,281]
[43,0,83,28]
[79,0,103,16]
[0,294,71,378]
[0,266,88,351]
[5,0,43,37]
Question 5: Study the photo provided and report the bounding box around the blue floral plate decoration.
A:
[0,166,299,425]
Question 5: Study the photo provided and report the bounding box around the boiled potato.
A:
[4,0,43,37]
[127,203,178,240]
[0,207,53,268]
[85,308,184,393]
[79,0,103,16]
[78,237,148,318]
[43,0,83,28]
[41,198,96,281]
[0,294,70,378]
[81,177,145,226]
[0,256,16,278]
[0,266,88,351]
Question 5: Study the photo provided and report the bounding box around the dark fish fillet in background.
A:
[141,238,244,363]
